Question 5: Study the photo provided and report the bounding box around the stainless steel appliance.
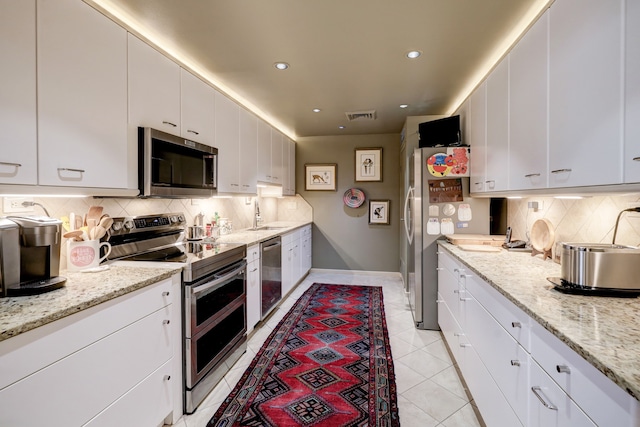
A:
[138,127,218,198]
[0,216,66,297]
[403,148,490,329]
[260,236,281,319]
[105,213,247,414]
[546,243,640,296]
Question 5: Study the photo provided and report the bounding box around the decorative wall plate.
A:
[343,188,365,208]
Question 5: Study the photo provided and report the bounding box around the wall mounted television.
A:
[418,115,461,147]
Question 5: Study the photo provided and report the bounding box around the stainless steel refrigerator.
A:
[403,147,490,330]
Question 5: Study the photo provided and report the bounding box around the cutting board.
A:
[445,234,506,247]
[458,244,502,252]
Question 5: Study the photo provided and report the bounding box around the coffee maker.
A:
[0,216,66,297]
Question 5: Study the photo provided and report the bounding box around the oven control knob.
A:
[177,214,185,223]
[112,221,123,232]
[170,215,179,224]
[123,219,134,230]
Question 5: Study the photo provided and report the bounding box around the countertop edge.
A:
[0,266,181,343]
[437,241,640,402]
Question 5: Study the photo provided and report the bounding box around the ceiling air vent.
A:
[345,110,377,122]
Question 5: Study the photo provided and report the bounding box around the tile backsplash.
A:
[1,194,312,268]
[507,193,640,248]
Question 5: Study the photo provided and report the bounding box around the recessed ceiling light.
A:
[399,104,409,109]
[274,62,289,70]
[313,108,321,113]
[338,126,346,130]
[406,50,421,59]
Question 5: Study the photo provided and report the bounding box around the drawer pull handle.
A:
[511,321,522,328]
[453,268,465,273]
[454,333,465,337]
[58,167,85,174]
[436,267,443,271]
[163,320,170,325]
[162,291,170,296]
[531,386,558,410]
[162,121,177,127]
[453,289,464,294]
[0,161,22,168]
[510,360,521,366]
[524,173,541,178]
[551,168,572,174]
[461,274,473,278]
[187,129,200,135]
[164,375,171,381]
[556,365,571,374]
[460,343,472,348]
[460,297,471,301]
[436,299,444,303]
[250,268,258,272]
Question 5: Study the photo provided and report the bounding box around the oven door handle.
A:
[192,260,247,296]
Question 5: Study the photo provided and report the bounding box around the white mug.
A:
[67,240,111,271]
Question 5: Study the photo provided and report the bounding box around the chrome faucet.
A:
[253,200,262,230]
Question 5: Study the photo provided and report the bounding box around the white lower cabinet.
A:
[529,360,595,427]
[438,249,639,427]
[281,226,311,298]
[0,277,178,427]
[246,244,261,333]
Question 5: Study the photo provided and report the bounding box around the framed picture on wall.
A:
[355,147,382,182]
[369,199,390,224]
[305,164,337,191]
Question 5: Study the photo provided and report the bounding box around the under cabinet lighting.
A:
[554,196,586,200]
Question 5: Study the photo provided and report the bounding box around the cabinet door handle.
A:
[556,365,571,374]
[0,161,22,168]
[551,168,572,174]
[162,121,177,127]
[250,268,258,272]
[633,157,640,161]
[461,274,473,278]
[510,360,521,366]
[531,386,558,410]
[164,375,171,381]
[524,173,541,178]
[163,319,170,325]
[460,297,472,301]
[511,321,522,328]
[454,333,465,337]
[460,343,472,348]
[162,291,170,296]
[485,180,495,184]
[453,289,465,294]
[187,129,200,135]
[58,167,85,174]
[436,267,443,271]
[436,299,444,303]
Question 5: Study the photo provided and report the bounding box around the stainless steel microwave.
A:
[138,127,217,198]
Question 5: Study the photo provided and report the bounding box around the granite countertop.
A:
[438,241,640,401]
[0,265,182,343]
[215,221,312,246]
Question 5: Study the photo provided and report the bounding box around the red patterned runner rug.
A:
[208,283,400,427]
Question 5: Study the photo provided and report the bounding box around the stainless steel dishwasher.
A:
[260,236,282,319]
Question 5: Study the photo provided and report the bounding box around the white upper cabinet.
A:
[469,82,487,193]
[180,69,215,147]
[624,0,640,183]
[485,58,509,192]
[215,91,240,193]
[508,11,549,191]
[128,34,181,136]
[455,99,469,146]
[284,137,296,195]
[0,0,37,185]
[257,119,272,183]
[548,0,623,188]
[239,108,258,194]
[271,129,284,185]
[37,0,128,188]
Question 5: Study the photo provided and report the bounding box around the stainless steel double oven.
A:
[106,213,247,415]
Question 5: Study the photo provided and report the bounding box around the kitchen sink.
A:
[250,226,288,231]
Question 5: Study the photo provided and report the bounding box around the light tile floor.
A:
[172,271,484,427]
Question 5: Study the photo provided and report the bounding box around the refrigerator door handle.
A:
[403,186,414,244]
